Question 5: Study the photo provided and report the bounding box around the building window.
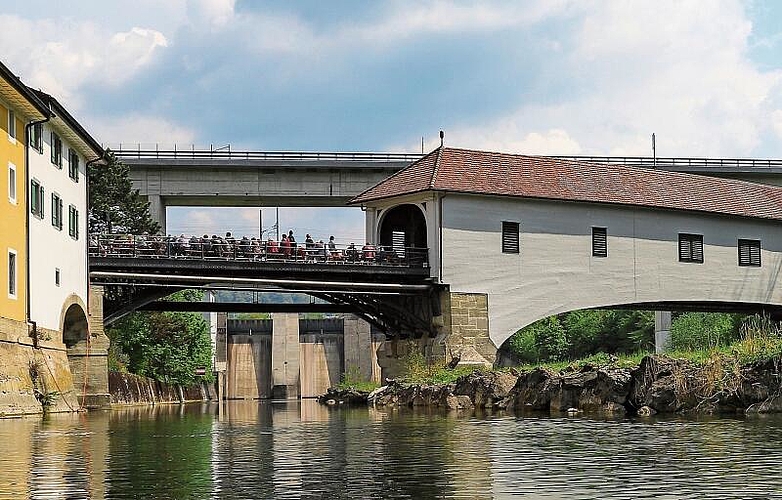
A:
[7,110,15,142]
[55,268,61,287]
[502,221,520,254]
[8,249,17,299]
[51,193,63,230]
[592,227,607,257]
[68,149,80,181]
[30,179,44,219]
[8,162,16,204]
[51,132,62,168]
[29,123,43,153]
[738,239,761,267]
[678,233,703,263]
[68,205,79,240]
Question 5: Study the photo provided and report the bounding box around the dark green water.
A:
[1,401,782,499]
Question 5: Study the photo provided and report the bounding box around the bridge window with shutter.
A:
[678,233,703,263]
[592,227,607,257]
[502,221,519,254]
[738,239,761,267]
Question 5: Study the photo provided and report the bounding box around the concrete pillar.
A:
[425,193,440,279]
[147,195,166,233]
[365,207,378,244]
[343,316,374,382]
[655,311,672,353]
[271,313,299,399]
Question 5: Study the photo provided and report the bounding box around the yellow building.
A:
[0,62,49,334]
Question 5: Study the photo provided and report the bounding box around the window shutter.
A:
[738,239,761,267]
[592,227,607,257]
[392,230,406,259]
[678,233,703,263]
[502,221,519,254]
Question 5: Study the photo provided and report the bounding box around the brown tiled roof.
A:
[351,147,782,222]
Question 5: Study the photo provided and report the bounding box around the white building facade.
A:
[27,91,102,340]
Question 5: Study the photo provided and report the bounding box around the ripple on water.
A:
[1,404,782,499]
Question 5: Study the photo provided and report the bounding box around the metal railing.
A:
[547,155,782,170]
[109,145,423,163]
[89,234,429,268]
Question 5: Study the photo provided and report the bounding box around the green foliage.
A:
[732,315,782,363]
[669,312,742,351]
[399,350,478,385]
[336,365,380,392]
[504,309,655,363]
[108,290,213,385]
[88,149,160,234]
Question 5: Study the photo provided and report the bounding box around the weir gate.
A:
[220,316,385,399]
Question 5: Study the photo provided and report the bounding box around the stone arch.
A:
[60,295,88,348]
[377,203,428,251]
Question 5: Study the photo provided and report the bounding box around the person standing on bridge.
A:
[288,230,296,252]
[281,234,291,259]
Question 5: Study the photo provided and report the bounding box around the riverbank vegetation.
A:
[107,290,213,385]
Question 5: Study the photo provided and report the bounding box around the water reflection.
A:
[0,403,782,499]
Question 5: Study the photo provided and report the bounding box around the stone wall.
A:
[443,292,495,367]
[0,317,79,416]
[109,371,216,405]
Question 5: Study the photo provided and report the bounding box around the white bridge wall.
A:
[440,194,782,349]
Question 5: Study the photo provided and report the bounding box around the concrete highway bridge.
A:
[114,147,782,231]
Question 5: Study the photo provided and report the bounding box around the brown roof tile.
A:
[351,147,782,222]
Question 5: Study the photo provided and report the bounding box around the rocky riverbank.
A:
[321,355,782,415]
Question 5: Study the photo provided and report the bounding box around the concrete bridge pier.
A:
[271,313,300,399]
[146,194,166,233]
[655,311,672,353]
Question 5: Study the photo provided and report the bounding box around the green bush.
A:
[669,312,742,351]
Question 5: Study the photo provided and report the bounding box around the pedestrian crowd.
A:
[90,230,397,264]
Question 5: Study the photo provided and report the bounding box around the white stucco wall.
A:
[439,194,782,348]
[28,122,88,332]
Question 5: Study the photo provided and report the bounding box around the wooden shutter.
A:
[592,227,607,257]
[502,221,519,254]
[738,239,761,267]
[679,233,703,263]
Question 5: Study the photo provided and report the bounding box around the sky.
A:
[3,0,782,240]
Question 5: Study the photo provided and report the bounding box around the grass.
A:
[397,351,482,385]
[335,365,381,393]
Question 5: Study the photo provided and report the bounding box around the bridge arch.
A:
[377,203,428,251]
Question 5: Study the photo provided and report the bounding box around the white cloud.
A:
[0,15,169,111]
[772,110,782,139]
[188,0,236,29]
[440,0,782,157]
[89,114,197,146]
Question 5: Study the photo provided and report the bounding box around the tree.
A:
[88,149,159,234]
[107,290,213,385]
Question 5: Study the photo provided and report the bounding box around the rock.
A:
[317,387,370,406]
[746,394,782,413]
[501,367,561,411]
[637,405,657,416]
[454,371,517,408]
[457,395,474,409]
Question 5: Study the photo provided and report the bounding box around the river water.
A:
[1,400,781,499]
